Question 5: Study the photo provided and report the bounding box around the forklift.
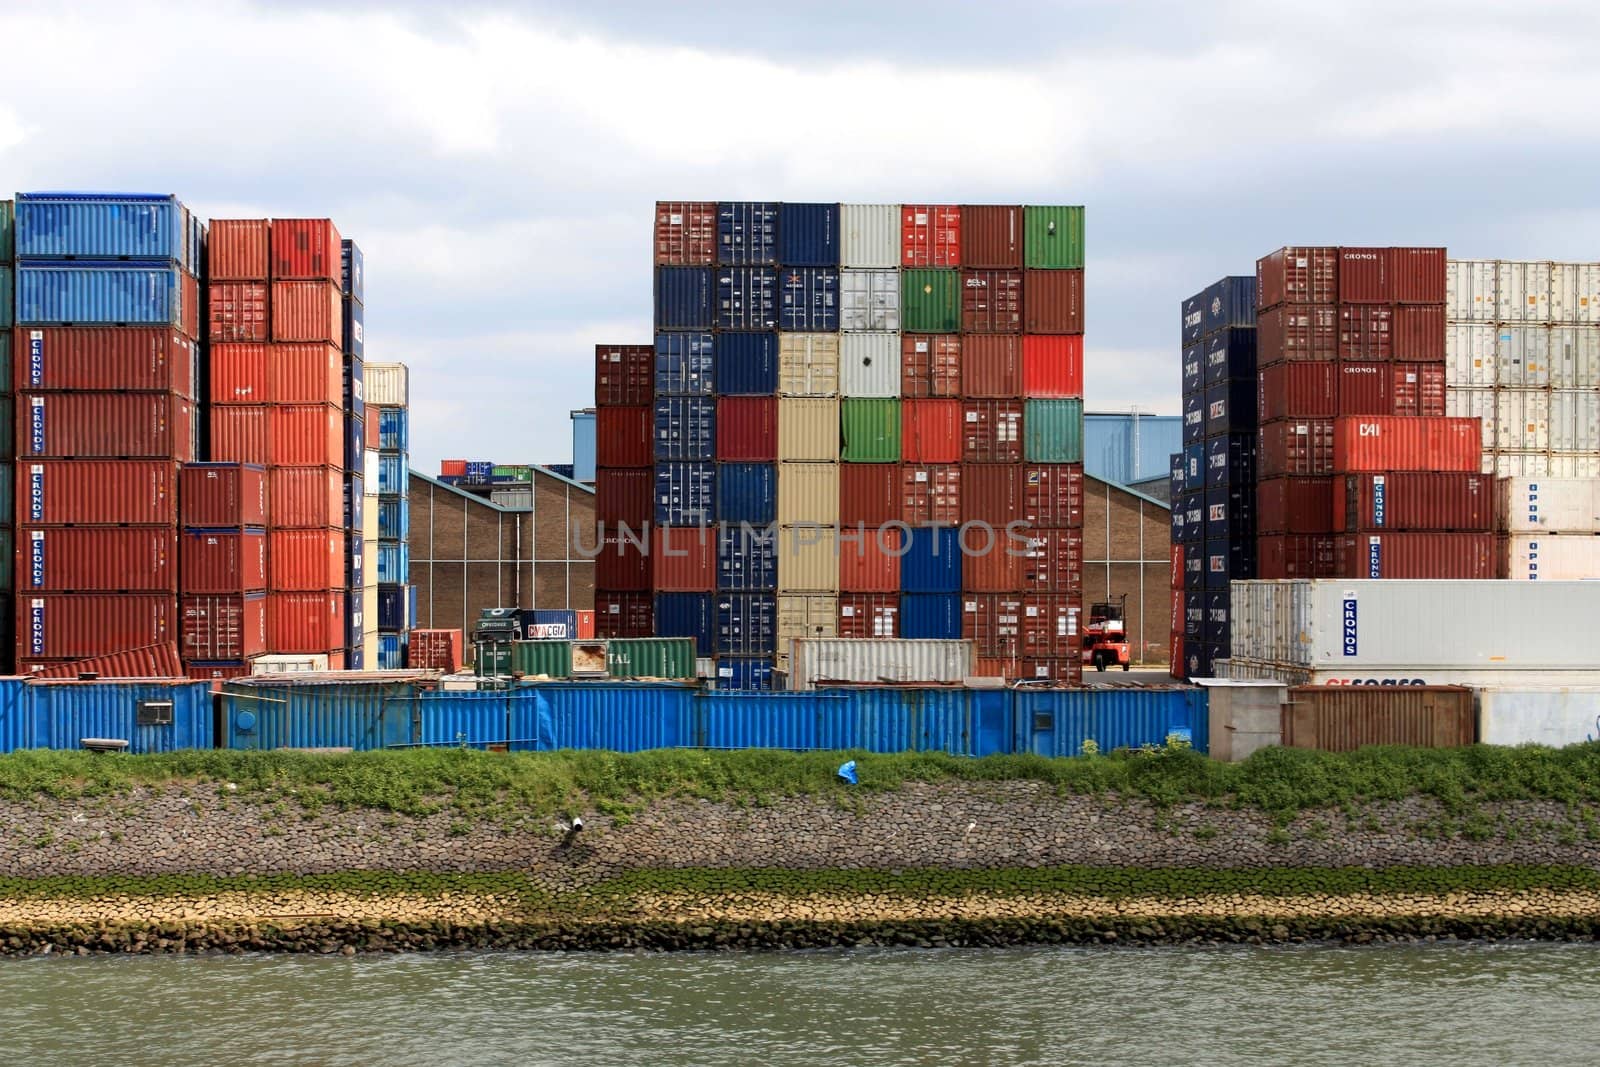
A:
[1081,595,1132,672]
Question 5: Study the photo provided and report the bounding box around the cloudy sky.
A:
[4,1,1598,470]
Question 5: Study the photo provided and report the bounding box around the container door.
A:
[972,690,1009,756]
[1027,701,1056,756]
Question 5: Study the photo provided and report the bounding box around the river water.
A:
[6,943,1599,1066]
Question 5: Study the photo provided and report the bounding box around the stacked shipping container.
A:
[366,362,412,666]
[340,239,373,668]
[0,200,11,670]
[178,463,267,677]
[593,340,656,648]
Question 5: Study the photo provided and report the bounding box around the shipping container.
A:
[962,334,1022,397]
[777,526,839,593]
[181,593,266,662]
[654,267,715,329]
[841,204,900,268]
[1023,269,1085,334]
[1258,361,1334,422]
[961,593,1024,654]
[776,267,839,332]
[651,526,716,592]
[712,332,779,399]
[594,406,654,468]
[18,594,174,660]
[711,656,775,690]
[596,532,652,591]
[15,192,188,264]
[653,593,714,655]
[1496,325,1551,388]
[777,333,839,396]
[1496,388,1551,452]
[1183,443,1207,492]
[595,592,653,638]
[839,331,900,397]
[265,591,345,653]
[901,269,961,332]
[717,267,778,330]
[777,593,838,654]
[1018,527,1083,593]
[901,593,962,639]
[345,355,364,417]
[961,399,1022,463]
[901,463,961,526]
[1500,535,1600,580]
[1392,305,1445,363]
[653,396,716,461]
[1445,323,1496,388]
[1336,304,1390,362]
[901,526,961,593]
[1258,418,1334,478]
[1183,393,1204,446]
[178,528,266,594]
[1445,259,1496,322]
[1183,590,1204,634]
[716,592,777,655]
[717,202,778,266]
[777,397,840,461]
[788,638,973,689]
[365,362,408,408]
[654,461,715,526]
[1498,477,1600,534]
[901,334,961,397]
[839,269,899,333]
[715,461,776,526]
[1477,686,1600,746]
[270,218,341,281]
[268,466,343,529]
[960,462,1022,527]
[18,392,194,461]
[961,269,1023,334]
[1332,416,1480,473]
[715,396,777,461]
[17,459,177,525]
[268,342,343,406]
[1281,686,1473,752]
[654,201,717,266]
[1391,363,1446,417]
[341,237,364,304]
[186,662,252,682]
[1336,472,1493,532]
[1024,399,1083,464]
[1550,325,1600,388]
[960,525,1021,592]
[1203,377,1254,437]
[207,281,269,344]
[841,397,900,462]
[206,219,270,280]
[1203,538,1255,588]
[6,327,203,394]
[838,525,900,593]
[1551,263,1600,324]
[18,527,174,593]
[268,528,346,591]
[1335,247,1388,303]
[1257,304,1337,364]
[1334,532,1495,579]
[1254,476,1333,534]
[1388,247,1446,303]
[1497,261,1552,322]
[270,280,342,344]
[375,584,411,632]
[960,206,1022,268]
[1337,361,1396,415]
[1204,481,1252,542]
[1197,276,1256,336]
[16,261,193,331]
[406,630,463,673]
[1020,593,1080,658]
[1255,534,1336,579]
[900,205,959,268]
[208,342,266,402]
[717,524,777,591]
[595,343,653,406]
[900,399,962,463]
[1256,247,1337,309]
[1019,464,1084,528]
[777,461,839,527]
[1017,335,1082,399]
[832,463,893,527]
[1202,329,1255,388]
[837,593,899,638]
[654,332,713,396]
[1022,206,1084,270]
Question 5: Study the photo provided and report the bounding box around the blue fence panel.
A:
[1014,688,1209,757]
[533,682,695,752]
[655,331,714,396]
[713,332,779,395]
[655,267,715,329]
[716,267,778,330]
[224,681,416,750]
[716,202,779,266]
[0,677,31,753]
[31,681,213,753]
[413,690,552,750]
[822,687,980,755]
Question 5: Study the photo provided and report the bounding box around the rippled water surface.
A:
[7,943,1600,1066]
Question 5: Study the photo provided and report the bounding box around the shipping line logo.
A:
[1341,592,1358,657]
[29,530,44,589]
[27,330,44,388]
[572,520,1054,559]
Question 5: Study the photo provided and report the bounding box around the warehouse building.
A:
[1082,475,1170,666]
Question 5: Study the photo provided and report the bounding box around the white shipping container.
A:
[1549,389,1600,453]
[1491,452,1600,479]
[1445,323,1496,387]
[788,638,975,690]
[839,270,901,333]
[840,204,900,269]
[1479,687,1600,746]
[838,331,900,397]
[1550,263,1600,325]
[252,654,331,674]
[1228,579,1600,669]
[1501,535,1600,580]
[1215,658,1600,690]
[1445,385,1496,452]
[365,363,410,407]
[1499,477,1600,533]
[1446,259,1498,322]
[1495,387,1549,451]
[1495,325,1550,387]
[1496,261,1552,323]
[777,334,840,396]
[1550,325,1600,387]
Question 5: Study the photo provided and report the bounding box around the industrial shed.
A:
[1082,476,1170,665]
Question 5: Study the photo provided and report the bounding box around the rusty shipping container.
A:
[179,529,267,594]
[1332,416,1481,473]
[1388,247,1447,304]
[596,468,653,526]
[270,281,343,344]
[837,593,899,638]
[595,406,652,468]
[961,270,1023,334]
[1391,363,1446,417]
[716,396,777,461]
[266,591,345,653]
[651,526,716,592]
[961,335,1023,397]
[18,459,178,525]
[1336,362,1392,415]
[960,463,1022,526]
[1020,464,1085,528]
[961,531,1021,593]
[1338,304,1391,361]
[19,393,196,461]
[1282,686,1474,752]
[1337,247,1389,303]
[181,593,267,662]
[268,529,347,591]
[25,642,184,680]
[270,218,342,281]
[963,593,1024,654]
[595,592,654,638]
[18,594,175,661]
[181,463,267,528]
[1255,477,1334,534]
[1021,593,1081,658]
[208,343,267,403]
[1333,532,1497,579]
[208,219,271,281]
[596,535,652,591]
[209,405,343,468]
[208,282,269,343]
[1021,336,1084,398]
[1392,305,1445,363]
[901,334,960,397]
[1336,472,1494,532]
[901,399,962,463]
[960,206,1022,268]
[901,205,960,267]
[654,201,717,266]
[1019,527,1083,592]
[268,466,343,529]
[1258,419,1335,478]
[1257,305,1337,364]
[838,526,901,593]
[961,400,1023,463]
[1023,269,1085,334]
[839,463,899,526]
[269,343,344,406]
[1257,247,1338,309]
[902,464,961,526]
[14,327,196,396]
[595,344,654,406]
[19,527,176,592]
[1256,534,1337,579]
[1258,362,1336,421]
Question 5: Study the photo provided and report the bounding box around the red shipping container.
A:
[839,463,899,526]
[25,642,184,679]
[1171,589,1184,636]
[268,343,343,406]
[1339,305,1392,361]
[595,592,654,637]
[1388,247,1447,304]
[839,526,901,593]
[1021,335,1084,397]
[270,281,342,344]
[1256,477,1335,534]
[17,594,175,661]
[1020,464,1084,528]
[269,529,346,591]
[1257,419,1335,478]
[960,463,1022,525]
[186,662,252,682]
[716,396,777,461]
[1021,594,1081,658]
[16,459,178,526]
[596,468,653,526]
[1392,305,1445,362]
[181,463,268,527]
[1018,527,1083,593]
[596,407,652,467]
[272,405,343,468]
[1021,658,1082,685]
[595,344,655,406]
[1169,634,1184,680]
[1334,532,1496,579]
[596,535,652,591]
[1392,363,1445,417]
[901,334,960,397]
[17,527,176,592]
[972,655,1016,680]
[180,529,267,594]
[961,270,1023,334]
[1256,534,1337,579]
[181,273,200,341]
[654,201,717,266]
[365,415,380,451]
[961,525,1021,592]
[270,218,342,281]
[181,594,267,661]
[901,399,962,463]
[208,219,271,281]
[902,205,961,267]
[961,335,1023,397]
[1336,362,1392,415]
[960,206,1022,268]
[1170,544,1184,590]
[901,464,961,526]
[1332,416,1481,473]
[13,327,197,396]
[1023,270,1085,334]
[962,593,1025,654]
[1256,246,1338,309]
[961,400,1023,462]
[576,610,595,638]
[208,282,269,343]
[838,593,899,638]
[266,591,344,653]
[408,629,465,672]
[1257,305,1337,364]
[1338,247,1389,303]
[18,393,196,461]
[1258,362,1336,421]
[440,459,467,478]
[1335,472,1495,532]
[651,526,716,592]
[209,343,268,403]
[268,466,343,528]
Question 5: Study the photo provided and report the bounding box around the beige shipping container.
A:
[1491,452,1600,478]
[840,204,901,268]
[776,594,838,669]
[778,334,840,396]
[1496,261,1552,323]
[777,461,839,526]
[1445,385,1495,454]
[365,363,410,406]
[1495,325,1550,388]
[1550,325,1600,387]
[1550,389,1600,452]
[1496,388,1549,451]
[777,525,839,592]
[1501,534,1600,580]
[778,397,840,460]
[1445,323,1495,388]
[1446,260,1497,322]
[1499,477,1600,533]
[1551,263,1600,325]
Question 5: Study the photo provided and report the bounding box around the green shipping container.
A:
[493,465,533,482]
[841,398,901,462]
[0,200,12,261]
[606,637,696,680]
[1024,206,1085,269]
[0,267,12,329]
[1024,399,1084,463]
[511,639,573,678]
[475,638,513,677]
[901,269,960,332]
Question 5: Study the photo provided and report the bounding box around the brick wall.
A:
[1081,477,1171,665]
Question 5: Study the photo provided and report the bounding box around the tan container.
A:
[778,397,841,461]
[776,593,839,670]
[777,526,840,593]
[1282,686,1475,752]
[777,461,840,527]
[778,334,841,396]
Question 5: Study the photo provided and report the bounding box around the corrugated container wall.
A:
[842,204,900,268]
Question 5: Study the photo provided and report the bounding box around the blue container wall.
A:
[1015,688,1209,757]
[1203,378,1255,438]
[377,540,409,583]
[717,523,777,590]
[225,682,416,750]
[342,238,365,304]
[900,593,961,639]
[345,475,365,532]
[346,648,366,671]
[415,690,540,749]
[347,589,364,646]
[713,657,775,691]
[1182,392,1204,446]
[698,691,848,747]
[378,496,410,540]
[654,267,715,329]
[655,331,714,396]
[653,397,716,461]
[716,462,776,525]
[1204,483,1251,542]
[17,262,185,327]
[378,407,408,452]
[571,411,596,483]
[1205,590,1231,650]
[16,194,187,263]
[408,585,418,629]
[32,682,213,754]
[901,527,961,593]
[1183,590,1203,635]
[1083,413,1183,487]
[716,202,779,266]
[1181,342,1204,397]
[343,298,364,358]
[345,355,364,417]
[714,332,779,395]
[654,461,716,525]
[521,609,578,639]
[377,453,408,495]
[345,414,364,472]
[1180,494,1204,548]
[716,267,778,330]
[377,584,409,630]
[1201,275,1257,337]
[378,634,407,669]
[464,461,493,483]
[777,268,840,332]
[1180,290,1205,347]
[1183,635,1211,679]
[1202,328,1257,386]
[1168,452,1185,502]
[1203,538,1255,589]
[716,592,776,655]
[655,593,715,656]
[1205,433,1255,488]
[531,682,696,752]
[0,678,31,753]
[777,203,839,266]
[347,537,365,588]
[1170,500,1187,544]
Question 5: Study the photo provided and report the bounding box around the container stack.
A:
[12,193,204,672]
[1496,477,1600,579]
[340,239,368,668]
[0,199,12,672]
[178,463,267,679]
[592,340,656,643]
[366,362,412,667]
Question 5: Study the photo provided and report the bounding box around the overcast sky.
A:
[4,1,1598,471]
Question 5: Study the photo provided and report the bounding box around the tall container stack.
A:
[177,463,267,678]
[366,361,412,667]
[339,239,371,668]
[593,339,656,645]
[0,199,11,671]
[12,193,204,672]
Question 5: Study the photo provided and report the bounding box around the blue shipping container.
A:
[347,590,365,647]
[1206,433,1255,488]
[1181,493,1205,548]
[345,474,364,532]
[1168,452,1186,502]
[1184,544,1204,589]
[0,677,31,753]
[1203,327,1257,386]
[1204,483,1251,543]
[342,238,365,304]
[16,193,188,264]
[1183,590,1203,636]
[530,682,695,752]
[31,680,213,754]
[716,462,776,525]
[17,261,187,328]
[777,267,840,331]
[345,354,365,417]
[464,460,492,484]
[378,633,407,669]
[378,452,408,495]
[346,412,364,472]
[717,523,777,590]
[655,593,715,656]
[654,461,716,526]
[377,540,409,584]
[1204,377,1255,438]
[1170,498,1186,544]
[1184,635,1211,679]
[1180,288,1205,347]
[1183,392,1204,446]
[1182,341,1204,396]
[716,592,776,655]
[521,609,578,640]
[347,536,365,588]
[1201,275,1256,337]
[900,593,962,639]
[717,202,779,266]
[1183,442,1206,494]
[716,267,778,330]
[713,657,775,691]
[714,332,779,395]
[777,202,839,266]
[377,584,409,630]
[1203,538,1254,589]
[1014,688,1209,757]
[225,680,417,750]
[653,396,716,461]
[378,407,408,452]
[343,297,364,358]
[655,267,715,330]
[698,690,851,748]
[1205,590,1231,650]
[655,331,714,396]
[378,496,410,540]
[901,526,961,593]
[826,687,1014,757]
